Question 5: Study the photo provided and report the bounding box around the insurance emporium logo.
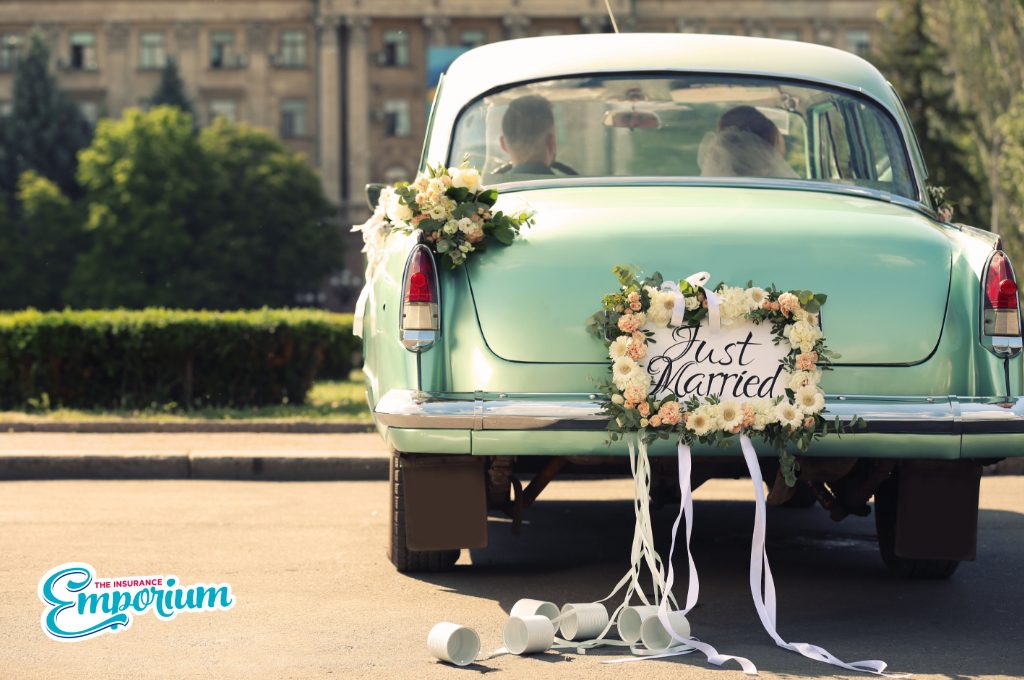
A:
[38,562,235,641]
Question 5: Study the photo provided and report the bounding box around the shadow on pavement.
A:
[410,496,1024,677]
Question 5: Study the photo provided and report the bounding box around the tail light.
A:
[400,245,440,351]
[981,250,1022,357]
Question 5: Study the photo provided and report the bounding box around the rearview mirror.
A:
[365,183,386,210]
[603,110,662,130]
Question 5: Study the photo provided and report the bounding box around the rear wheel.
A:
[389,453,460,572]
[874,476,960,579]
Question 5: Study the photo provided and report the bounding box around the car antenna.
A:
[604,0,620,33]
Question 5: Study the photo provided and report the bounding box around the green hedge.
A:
[0,309,359,409]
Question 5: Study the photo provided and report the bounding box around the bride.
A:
[698,105,798,179]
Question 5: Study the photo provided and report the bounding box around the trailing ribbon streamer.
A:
[736,435,906,676]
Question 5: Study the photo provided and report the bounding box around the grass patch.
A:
[0,372,372,424]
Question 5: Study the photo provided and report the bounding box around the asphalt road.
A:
[1,476,1023,679]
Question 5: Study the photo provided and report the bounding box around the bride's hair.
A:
[717,106,781,149]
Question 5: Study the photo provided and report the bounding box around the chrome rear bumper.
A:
[374,390,1024,436]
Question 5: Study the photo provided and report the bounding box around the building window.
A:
[280,98,306,138]
[776,28,801,41]
[845,29,871,57]
[78,101,100,124]
[68,32,97,70]
[208,99,238,123]
[139,32,166,70]
[211,30,246,69]
[459,30,486,48]
[0,34,23,72]
[277,30,306,67]
[383,99,411,137]
[382,30,409,67]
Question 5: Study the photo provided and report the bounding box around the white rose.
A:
[451,167,483,192]
[384,191,413,223]
[611,393,625,405]
[787,320,822,353]
[456,217,474,233]
[788,370,821,392]
[684,295,700,311]
[719,286,755,327]
[609,335,630,360]
[624,370,651,391]
[443,220,459,235]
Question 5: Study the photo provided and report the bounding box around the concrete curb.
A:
[0,453,389,481]
[0,421,375,434]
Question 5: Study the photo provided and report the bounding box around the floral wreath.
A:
[353,161,533,272]
[587,265,854,485]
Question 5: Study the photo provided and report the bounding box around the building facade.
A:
[0,0,882,305]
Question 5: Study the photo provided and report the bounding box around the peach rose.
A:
[650,415,662,427]
[639,402,650,417]
[795,351,819,371]
[741,404,756,429]
[624,385,645,403]
[627,341,646,360]
[627,291,640,304]
[624,401,636,410]
[618,314,640,333]
[803,416,815,429]
[630,301,642,311]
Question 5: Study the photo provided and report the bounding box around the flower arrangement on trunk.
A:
[359,162,533,269]
[587,265,855,485]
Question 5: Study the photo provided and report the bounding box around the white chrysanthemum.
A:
[747,287,769,308]
[612,357,646,391]
[609,335,630,360]
[795,386,825,414]
[686,407,715,437]
[788,370,821,392]
[647,290,675,326]
[775,402,803,429]
[718,400,743,430]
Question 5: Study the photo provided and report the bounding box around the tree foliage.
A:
[149,58,194,115]
[875,0,988,227]
[5,33,92,198]
[65,106,341,309]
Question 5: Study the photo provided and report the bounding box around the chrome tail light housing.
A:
[400,245,440,352]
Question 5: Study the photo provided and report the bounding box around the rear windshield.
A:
[448,74,917,200]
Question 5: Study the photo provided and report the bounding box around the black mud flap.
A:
[402,454,488,552]
[895,460,982,561]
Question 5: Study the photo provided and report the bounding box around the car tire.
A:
[874,476,960,579]
[389,453,460,573]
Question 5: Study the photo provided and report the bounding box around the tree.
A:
[67,107,342,309]
[6,32,92,199]
[67,106,207,308]
[195,119,341,308]
[874,0,989,228]
[0,171,84,309]
[149,58,194,115]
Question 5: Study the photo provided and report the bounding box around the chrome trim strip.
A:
[373,390,1024,435]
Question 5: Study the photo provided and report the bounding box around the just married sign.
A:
[644,321,788,403]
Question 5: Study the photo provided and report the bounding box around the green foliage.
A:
[66,107,341,309]
[0,171,86,309]
[5,33,92,198]
[874,0,989,227]
[149,58,194,115]
[0,309,358,409]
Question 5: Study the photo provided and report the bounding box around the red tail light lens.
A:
[404,250,435,304]
[982,250,1021,337]
[401,245,440,351]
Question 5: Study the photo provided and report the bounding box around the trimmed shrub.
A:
[0,309,358,409]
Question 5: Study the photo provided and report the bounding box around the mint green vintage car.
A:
[356,34,1023,576]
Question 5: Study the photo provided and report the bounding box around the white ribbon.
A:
[660,271,721,333]
[736,434,907,677]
